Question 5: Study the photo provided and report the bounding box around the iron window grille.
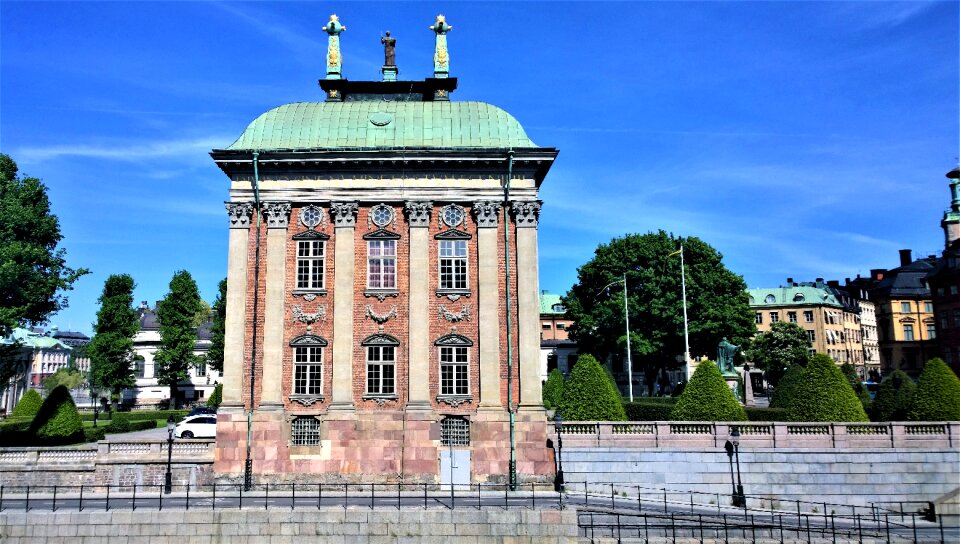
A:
[296,240,325,289]
[439,240,468,290]
[368,240,397,289]
[440,416,470,446]
[294,346,323,395]
[291,417,320,446]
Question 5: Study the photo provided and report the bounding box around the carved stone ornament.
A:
[294,293,320,301]
[436,396,471,407]
[404,201,432,227]
[472,201,501,228]
[365,305,398,325]
[511,200,542,228]
[262,202,292,229]
[225,202,254,229]
[331,201,359,227]
[290,395,325,407]
[437,303,471,322]
[292,305,327,326]
[364,289,399,302]
[365,396,393,406]
[299,205,328,230]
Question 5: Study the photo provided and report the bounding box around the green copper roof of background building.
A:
[226,101,537,150]
[539,292,566,315]
[746,286,843,308]
[1,328,72,350]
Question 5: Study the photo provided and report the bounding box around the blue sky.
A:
[2,1,957,335]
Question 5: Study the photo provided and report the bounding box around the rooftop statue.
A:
[430,14,452,78]
[323,14,346,80]
[717,337,739,375]
[381,31,396,67]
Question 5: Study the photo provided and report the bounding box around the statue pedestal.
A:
[722,372,744,405]
[381,65,398,82]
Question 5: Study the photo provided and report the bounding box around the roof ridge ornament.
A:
[430,14,452,83]
[324,14,346,81]
[381,31,398,82]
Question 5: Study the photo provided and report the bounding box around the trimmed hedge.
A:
[107,412,131,433]
[207,383,223,408]
[910,358,960,421]
[670,361,746,422]
[745,407,789,422]
[841,363,871,412]
[557,354,627,421]
[624,398,676,421]
[29,385,85,445]
[79,409,188,422]
[870,370,916,421]
[542,369,565,410]
[11,389,43,418]
[769,364,806,409]
[0,418,32,432]
[785,354,868,422]
[84,426,107,442]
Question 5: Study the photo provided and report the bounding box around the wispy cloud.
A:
[840,1,937,32]
[14,136,232,163]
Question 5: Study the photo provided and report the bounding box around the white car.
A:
[174,415,217,439]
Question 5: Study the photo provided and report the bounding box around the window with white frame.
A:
[366,345,396,395]
[296,240,325,289]
[788,311,797,323]
[439,240,468,290]
[440,346,469,396]
[755,313,762,324]
[903,324,914,341]
[368,240,397,289]
[807,330,815,343]
[291,417,320,446]
[804,310,814,323]
[770,311,779,323]
[294,346,323,395]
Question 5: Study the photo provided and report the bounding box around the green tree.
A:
[10,388,43,419]
[42,368,85,394]
[870,370,916,421]
[87,274,139,411]
[670,361,746,421]
[745,322,811,386]
[564,231,755,392]
[909,358,960,421]
[0,153,89,385]
[206,383,223,408]
[784,354,868,422]
[155,270,202,409]
[205,278,227,373]
[29,385,84,444]
[542,368,565,410]
[557,354,626,421]
[840,363,871,412]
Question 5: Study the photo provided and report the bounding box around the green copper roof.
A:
[2,328,72,350]
[746,286,843,308]
[226,101,537,150]
[540,293,566,315]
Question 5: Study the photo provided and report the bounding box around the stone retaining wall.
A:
[0,508,579,543]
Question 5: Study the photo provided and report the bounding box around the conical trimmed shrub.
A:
[542,369,565,410]
[785,354,868,422]
[870,370,916,421]
[670,361,746,421]
[840,363,871,412]
[206,383,223,408]
[769,364,806,409]
[29,385,84,445]
[557,354,626,421]
[11,389,43,419]
[909,358,960,421]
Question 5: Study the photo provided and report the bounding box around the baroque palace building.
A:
[210,16,557,486]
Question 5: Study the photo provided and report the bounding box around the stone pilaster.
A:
[222,202,253,407]
[512,201,543,410]
[259,202,291,410]
[330,201,358,410]
[473,201,502,408]
[404,201,432,409]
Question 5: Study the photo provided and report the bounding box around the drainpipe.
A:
[244,151,263,491]
[503,150,517,490]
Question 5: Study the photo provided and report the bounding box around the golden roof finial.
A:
[330,14,339,22]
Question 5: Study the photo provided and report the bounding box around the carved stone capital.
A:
[404,201,433,228]
[262,202,292,229]
[472,201,501,228]
[511,201,542,228]
[331,201,359,227]
[225,202,254,229]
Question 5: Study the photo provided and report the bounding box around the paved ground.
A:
[101,426,168,440]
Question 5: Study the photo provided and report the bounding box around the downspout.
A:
[503,149,517,490]
[244,150,263,491]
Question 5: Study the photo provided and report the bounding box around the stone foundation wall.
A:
[0,508,579,544]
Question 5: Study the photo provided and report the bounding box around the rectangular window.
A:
[366,345,396,395]
[770,312,779,323]
[291,417,320,446]
[807,330,815,343]
[903,324,914,341]
[542,323,552,329]
[439,240,468,290]
[440,346,469,396]
[900,302,911,314]
[927,324,936,340]
[942,313,950,329]
[755,313,763,325]
[367,240,397,289]
[296,241,325,289]
[952,285,959,296]
[135,359,145,379]
[954,309,960,328]
[293,346,323,395]
[557,323,566,330]
[788,311,797,323]
[924,302,934,313]
[195,364,206,377]
[804,311,814,323]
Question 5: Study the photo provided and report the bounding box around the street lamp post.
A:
[164,416,175,494]
[553,414,565,492]
[725,426,745,507]
[91,389,98,428]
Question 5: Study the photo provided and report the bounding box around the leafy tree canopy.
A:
[42,368,85,394]
[564,231,755,384]
[87,274,139,405]
[670,360,746,421]
[785,354,868,422]
[154,270,202,409]
[557,354,626,421]
[910,358,960,421]
[205,278,227,373]
[745,322,811,386]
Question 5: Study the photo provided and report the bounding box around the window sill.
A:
[363,394,398,406]
[436,395,472,407]
[436,289,471,301]
[363,288,399,301]
[289,394,325,407]
[292,289,327,299]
